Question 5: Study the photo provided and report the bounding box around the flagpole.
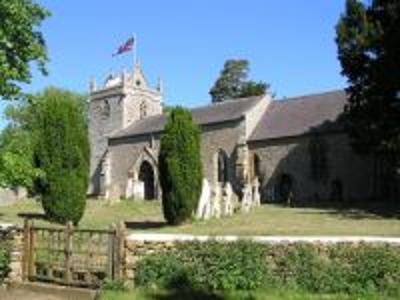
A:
[133,33,137,66]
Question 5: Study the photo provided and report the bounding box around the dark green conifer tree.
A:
[33,88,89,225]
[159,107,202,225]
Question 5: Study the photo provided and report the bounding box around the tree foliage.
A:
[336,0,400,160]
[0,126,42,190]
[0,0,50,99]
[0,88,87,199]
[0,97,41,190]
[159,107,202,225]
[31,88,89,225]
[209,59,269,103]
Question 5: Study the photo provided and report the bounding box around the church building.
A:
[88,63,376,205]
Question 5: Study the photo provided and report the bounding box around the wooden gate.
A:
[22,219,125,288]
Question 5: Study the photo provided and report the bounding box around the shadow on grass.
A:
[17,212,48,221]
[144,289,225,300]
[270,200,400,220]
[124,221,168,230]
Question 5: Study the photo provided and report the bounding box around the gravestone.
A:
[222,183,234,216]
[196,178,211,220]
[252,177,261,207]
[211,183,222,218]
[241,183,252,213]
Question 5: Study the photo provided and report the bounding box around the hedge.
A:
[134,241,400,296]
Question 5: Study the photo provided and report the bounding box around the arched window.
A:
[278,173,295,204]
[217,150,229,183]
[251,153,261,179]
[140,101,147,119]
[309,137,328,182]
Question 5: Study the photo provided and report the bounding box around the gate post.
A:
[64,221,73,285]
[22,219,31,281]
[108,222,126,281]
[115,222,126,280]
[28,220,35,279]
[108,224,116,280]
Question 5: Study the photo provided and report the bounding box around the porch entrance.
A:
[138,161,155,200]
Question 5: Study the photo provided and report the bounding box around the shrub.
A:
[264,243,400,296]
[135,252,186,289]
[135,241,268,291]
[101,279,129,292]
[32,88,89,225]
[159,107,202,225]
[134,242,400,296]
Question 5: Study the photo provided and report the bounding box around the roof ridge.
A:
[275,89,346,103]
[190,94,265,111]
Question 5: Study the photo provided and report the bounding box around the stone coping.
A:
[127,233,400,244]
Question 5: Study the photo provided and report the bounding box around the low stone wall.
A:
[124,233,400,282]
[0,224,23,285]
[2,227,400,286]
[0,188,27,206]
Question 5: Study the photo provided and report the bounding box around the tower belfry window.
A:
[140,101,147,119]
[102,100,110,118]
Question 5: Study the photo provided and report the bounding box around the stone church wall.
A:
[124,89,162,125]
[89,91,124,195]
[108,134,160,199]
[249,132,374,203]
[200,120,245,185]
[108,119,245,199]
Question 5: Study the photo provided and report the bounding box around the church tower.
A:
[88,62,163,196]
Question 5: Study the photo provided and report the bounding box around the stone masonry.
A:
[88,62,382,208]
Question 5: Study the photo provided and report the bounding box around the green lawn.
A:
[0,200,400,236]
[0,199,399,236]
[99,288,397,300]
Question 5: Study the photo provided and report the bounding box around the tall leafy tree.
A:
[0,88,87,196]
[159,107,202,225]
[209,59,269,103]
[336,0,400,156]
[0,0,50,99]
[336,0,400,197]
[0,126,42,190]
[0,97,41,191]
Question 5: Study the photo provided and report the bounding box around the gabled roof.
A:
[111,95,264,139]
[249,90,347,142]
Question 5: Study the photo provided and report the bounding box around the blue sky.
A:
[1,0,349,127]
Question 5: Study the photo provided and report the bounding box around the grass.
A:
[99,288,398,300]
[0,199,399,236]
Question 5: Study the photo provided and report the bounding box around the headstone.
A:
[211,183,222,218]
[222,183,234,216]
[133,180,145,200]
[252,177,261,207]
[125,177,133,198]
[126,171,145,200]
[196,178,212,220]
[241,183,252,213]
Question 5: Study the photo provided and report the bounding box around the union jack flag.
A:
[112,37,134,56]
